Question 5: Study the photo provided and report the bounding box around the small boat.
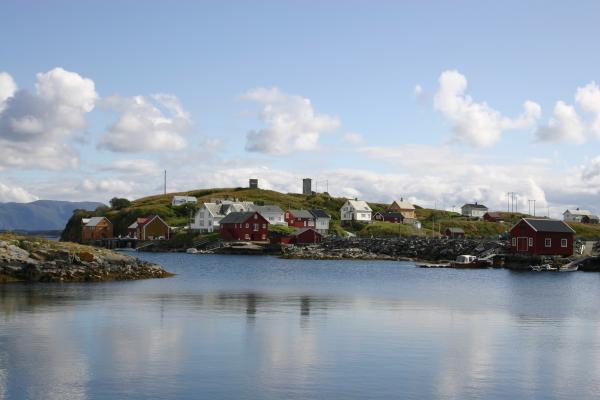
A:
[450,255,490,269]
[186,248,199,254]
[417,263,450,268]
[558,264,578,272]
[529,264,556,272]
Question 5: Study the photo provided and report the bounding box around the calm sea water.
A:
[2,254,600,399]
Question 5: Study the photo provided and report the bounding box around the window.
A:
[262,224,266,228]
[545,238,552,247]
[561,239,568,248]
[253,224,259,232]
[512,237,516,246]
[528,238,533,247]
[262,234,266,240]
[244,234,250,240]
[245,223,249,228]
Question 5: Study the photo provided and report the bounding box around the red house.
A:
[291,228,323,244]
[220,211,269,241]
[445,227,465,238]
[285,209,315,228]
[510,218,575,256]
[372,211,405,223]
[483,212,504,223]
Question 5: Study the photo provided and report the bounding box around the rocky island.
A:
[0,234,173,283]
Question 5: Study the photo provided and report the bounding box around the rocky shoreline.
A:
[0,235,173,283]
[281,237,509,262]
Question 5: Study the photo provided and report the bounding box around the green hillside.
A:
[61,188,388,242]
[60,188,600,243]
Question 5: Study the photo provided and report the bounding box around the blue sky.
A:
[1,1,600,216]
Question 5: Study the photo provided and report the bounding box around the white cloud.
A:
[575,81,600,138]
[100,159,162,175]
[0,68,98,170]
[535,101,585,143]
[240,87,340,154]
[99,93,191,152]
[414,84,423,97]
[0,181,38,203]
[433,70,541,147]
[342,132,365,145]
[0,72,17,112]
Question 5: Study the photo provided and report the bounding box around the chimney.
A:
[401,197,403,202]
[355,197,358,201]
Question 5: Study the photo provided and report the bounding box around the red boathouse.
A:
[220,211,269,241]
[509,218,575,256]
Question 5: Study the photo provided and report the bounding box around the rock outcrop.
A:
[282,237,509,261]
[0,235,172,283]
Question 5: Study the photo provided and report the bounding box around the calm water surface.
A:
[2,253,600,399]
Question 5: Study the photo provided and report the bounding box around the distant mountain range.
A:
[0,200,105,231]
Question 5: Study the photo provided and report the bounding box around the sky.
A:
[1,0,600,217]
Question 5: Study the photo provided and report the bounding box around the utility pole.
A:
[164,170,167,195]
[533,199,536,216]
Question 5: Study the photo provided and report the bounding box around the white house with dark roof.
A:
[563,208,594,222]
[171,196,197,207]
[461,202,488,218]
[250,205,286,225]
[191,200,254,232]
[340,199,372,222]
[309,208,331,234]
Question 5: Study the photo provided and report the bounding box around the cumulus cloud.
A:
[99,93,191,152]
[0,72,17,112]
[0,68,97,169]
[240,87,340,154]
[575,81,600,138]
[535,101,585,143]
[0,181,38,203]
[433,70,541,147]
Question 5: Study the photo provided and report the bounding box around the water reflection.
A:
[1,254,600,399]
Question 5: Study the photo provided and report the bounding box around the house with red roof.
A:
[128,215,170,240]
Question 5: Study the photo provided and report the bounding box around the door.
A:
[517,237,528,252]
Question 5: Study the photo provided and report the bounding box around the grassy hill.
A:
[60,188,600,243]
[61,188,388,242]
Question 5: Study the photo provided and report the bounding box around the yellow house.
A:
[389,199,416,219]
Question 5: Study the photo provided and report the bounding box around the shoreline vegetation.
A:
[0,233,173,283]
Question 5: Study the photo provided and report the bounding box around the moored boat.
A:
[450,255,491,269]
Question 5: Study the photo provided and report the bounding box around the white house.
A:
[172,196,197,207]
[309,209,331,234]
[461,202,489,218]
[250,205,286,225]
[563,208,594,222]
[191,200,254,232]
[340,199,372,222]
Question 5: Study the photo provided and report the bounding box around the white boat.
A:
[558,264,578,272]
[450,255,490,269]
[186,248,199,254]
[529,264,556,272]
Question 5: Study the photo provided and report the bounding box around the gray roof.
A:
[462,203,488,210]
[309,208,331,219]
[251,205,284,214]
[522,218,575,233]
[85,217,110,227]
[447,227,465,233]
[288,209,314,219]
[375,212,405,219]
[220,212,260,224]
